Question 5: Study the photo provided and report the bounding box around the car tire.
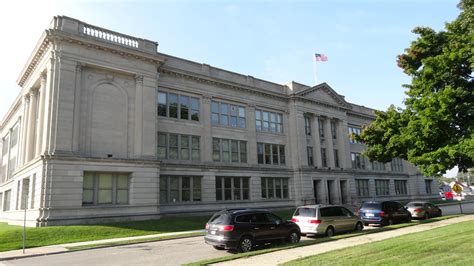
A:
[438,210,442,217]
[325,226,335,237]
[237,236,253,253]
[355,222,364,231]
[386,218,394,226]
[287,230,301,244]
[213,246,225,250]
[364,222,369,227]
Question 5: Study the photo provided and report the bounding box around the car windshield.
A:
[361,203,382,210]
[208,213,230,224]
[406,203,424,207]
[294,208,316,217]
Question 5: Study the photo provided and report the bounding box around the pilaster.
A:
[134,75,144,158]
[72,64,83,153]
[246,103,257,164]
[25,89,38,162]
[36,73,47,156]
[202,94,212,162]
[324,118,335,168]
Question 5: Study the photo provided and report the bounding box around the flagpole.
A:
[313,56,318,85]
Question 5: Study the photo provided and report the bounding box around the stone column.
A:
[311,114,322,167]
[134,75,144,158]
[246,104,257,164]
[72,65,82,153]
[336,119,348,169]
[25,90,38,162]
[324,118,335,168]
[19,95,30,165]
[35,74,47,156]
[202,95,212,162]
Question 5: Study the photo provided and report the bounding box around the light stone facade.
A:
[0,16,438,226]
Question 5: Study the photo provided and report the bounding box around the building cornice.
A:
[0,95,22,131]
[295,83,352,109]
[158,67,290,102]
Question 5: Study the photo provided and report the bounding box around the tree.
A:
[356,0,474,177]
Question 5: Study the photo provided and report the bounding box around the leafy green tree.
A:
[356,0,474,177]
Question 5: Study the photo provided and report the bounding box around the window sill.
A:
[157,116,201,124]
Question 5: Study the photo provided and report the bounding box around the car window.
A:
[235,214,252,223]
[294,208,316,217]
[340,207,353,217]
[332,207,344,216]
[384,202,394,212]
[320,207,336,217]
[265,213,282,223]
[407,202,423,207]
[396,202,404,210]
[209,213,230,224]
[361,202,381,210]
[250,213,268,223]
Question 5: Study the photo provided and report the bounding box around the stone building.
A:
[0,16,437,226]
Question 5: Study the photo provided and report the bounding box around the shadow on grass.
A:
[185,215,460,266]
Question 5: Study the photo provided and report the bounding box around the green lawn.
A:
[0,209,295,252]
[284,220,474,266]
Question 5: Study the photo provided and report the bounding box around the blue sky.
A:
[0,0,461,175]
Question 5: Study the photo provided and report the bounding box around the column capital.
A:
[75,62,85,73]
[135,74,144,85]
[202,94,212,104]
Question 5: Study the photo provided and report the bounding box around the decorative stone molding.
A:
[202,94,212,104]
[135,75,144,85]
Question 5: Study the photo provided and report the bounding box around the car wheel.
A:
[364,222,369,227]
[238,236,253,253]
[325,226,335,237]
[386,218,394,226]
[438,210,442,217]
[355,222,364,231]
[287,230,301,244]
[423,213,429,220]
[213,246,225,250]
[407,216,412,223]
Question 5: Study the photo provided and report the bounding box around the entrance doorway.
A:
[340,180,347,204]
[313,180,321,204]
[327,180,334,204]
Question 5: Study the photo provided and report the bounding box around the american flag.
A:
[314,53,328,62]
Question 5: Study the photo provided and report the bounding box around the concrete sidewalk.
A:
[0,230,204,261]
[214,215,474,266]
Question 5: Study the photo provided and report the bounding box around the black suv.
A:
[358,201,412,226]
[204,209,301,252]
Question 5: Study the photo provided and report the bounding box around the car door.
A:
[339,207,357,231]
[250,213,272,242]
[265,213,286,240]
[394,202,408,222]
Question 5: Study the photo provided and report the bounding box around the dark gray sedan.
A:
[405,201,442,219]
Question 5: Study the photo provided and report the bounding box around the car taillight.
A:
[291,218,299,222]
[205,223,209,230]
[308,219,321,224]
[414,208,423,213]
[219,225,234,231]
[380,211,385,217]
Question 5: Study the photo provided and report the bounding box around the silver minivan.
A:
[291,205,363,236]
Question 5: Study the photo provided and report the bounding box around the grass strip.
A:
[185,215,460,266]
[284,219,474,266]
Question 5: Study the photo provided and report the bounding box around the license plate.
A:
[365,213,374,217]
[210,230,216,235]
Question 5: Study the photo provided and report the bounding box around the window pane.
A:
[211,101,219,112]
[180,95,189,120]
[158,92,167,117]
[216,177,222,201]
[211,113,219,125]
[83,173,94,189]
[117,175,129,189]
[272,145,279,164]
[240,141,247,163]
[169,93,178,118]
[224,178,232,200]
[265,144,271,164]
[261,178,267,198]
[283,179,288,198]
[83,190,93,204]
[181,135,189,160]
[191,97,199,110]
[98,190,112,204]
[242,178,249,200]
[257,143,263,164]
[275,178,282,198]
[279,146,285,165]
[268,178,274,198]
[220,114,228,126]
[239,107,245,117]
[170,178,179,202]
[99,174,113,189]
[212,138,221,162]
[231,140,239,162]
[193,177,201,201]
[233,178,241,200]
[116,190,128,204]
[222,139,230,162]
[169,134,178,159]
[230,116,238,127]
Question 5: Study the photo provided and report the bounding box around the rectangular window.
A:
[375,179,390,196]
[261,177,289,199]
[157,91,199,121]
[321,148,327,167]
[391,158,404,172]
[211,100,246,128]
[160,176,202,203]
[395,180,408,195]
[356,179,369,197]
[212,138,247,163]
[3,190,11,211]
[334,149,339,168]
[348,126,362,144]
[371,161,386,171]
[215,177,250,201]
[307,147,313,166]
[330,121,337,139]
[82,172,130,205]
[257,143,285,166]
[304,116,311,136]
[256,109,283,133]
[425,180,432,194]
[1,136,8,156]
[157,132,200,161]
[11,125,19,147]
[318,118,325,139]
[351,152,365,169]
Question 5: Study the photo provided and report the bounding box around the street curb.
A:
[0,232,204,261]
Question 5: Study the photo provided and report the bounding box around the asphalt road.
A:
[2,201,473,266]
